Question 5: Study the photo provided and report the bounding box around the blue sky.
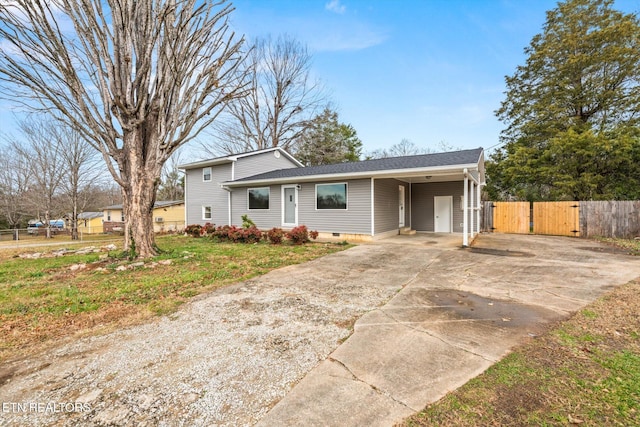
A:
[1,0,638,157]
[227,0,639,155]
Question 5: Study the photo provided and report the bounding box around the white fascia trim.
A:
[178,147,304,170]
[232,147,304,168]
[178,157,232,170]
[222,163,480,188]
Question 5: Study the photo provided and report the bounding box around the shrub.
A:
[184,224,203,238]
[243,226,263,243]
[309,230,319,240]
[267,227,285,244]
[212,224,262,243]
[201,222,216,236]
[212,225,232,241]
[286,225,310,244]
[241,214,256,229]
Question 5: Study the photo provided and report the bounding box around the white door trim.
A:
[281,185,298,227]
[434,195,453,233]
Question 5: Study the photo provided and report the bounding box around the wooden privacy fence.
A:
[481,200,640,238]
[491,201,530,234]
[533,201,580,237]
[580,201,640,238]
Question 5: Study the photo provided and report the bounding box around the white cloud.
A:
[325,0,346,15]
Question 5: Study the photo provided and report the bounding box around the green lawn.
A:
[0,235,350,361]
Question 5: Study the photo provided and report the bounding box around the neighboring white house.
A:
[179,147,485,245]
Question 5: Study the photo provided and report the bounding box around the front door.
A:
[399,185,405,227]
[282,185,298,227]
[434,196,452,232]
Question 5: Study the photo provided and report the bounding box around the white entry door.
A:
[434,196,452,232]
[282,185,298,227]
[399,185,405,227]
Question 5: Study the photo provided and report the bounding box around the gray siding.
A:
[234,151,299,180]
[374,179,409,234]
[231,185,282,228]
[227,178,371,234]
[411,181,465,232]
[298,178,371,234]
[185,163,231,226]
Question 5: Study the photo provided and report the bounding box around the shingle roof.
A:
[231,148,483,183]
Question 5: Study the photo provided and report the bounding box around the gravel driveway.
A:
[0,243,438,426]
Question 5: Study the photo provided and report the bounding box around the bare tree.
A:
[204,34,326,155]
[0,0,248,257]
[10,120,66,239]
[366,139,460,159]
[0,144,31,234]
[157,149,185,201]
[55,125,102,240]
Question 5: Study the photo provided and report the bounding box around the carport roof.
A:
[225,147,484,186]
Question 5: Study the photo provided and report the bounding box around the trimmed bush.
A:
[212,225,263,243]
[184,224,203,238]
[201,222,216,236]
[266,227,285,244]
[286,225,319,244]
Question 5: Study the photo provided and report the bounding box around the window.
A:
[203,167,212,182]
[107,210,111,221]
[316,183,347,210]
[248,187,270,210]
[202,205,212,220]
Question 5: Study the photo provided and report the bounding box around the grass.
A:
[402,276,640,427]
[595,236,640,255]
[0,234,350,361]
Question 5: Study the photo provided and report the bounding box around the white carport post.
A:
[476,181,481,235]
[463,170,469,247]
[470,179,475,239]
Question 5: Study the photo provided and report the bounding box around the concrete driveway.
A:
[257,233,640,426]
[2,233,639,426]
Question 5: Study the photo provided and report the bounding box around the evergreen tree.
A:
[490,0,640,201]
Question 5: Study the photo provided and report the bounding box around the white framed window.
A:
[107,210,111,221]
[316,183,348,210]
[248,187,270,210]
[120,213,125,222]
[203,167,212,182]
[202,205,212,220]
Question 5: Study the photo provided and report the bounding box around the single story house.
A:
[77,212,104,234]
[103,200,185,233]
[180,147,485,245]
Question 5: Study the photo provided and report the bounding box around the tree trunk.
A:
[120,128,162,259]
[71,192,79,240]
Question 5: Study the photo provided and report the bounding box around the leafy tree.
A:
[294,108,362,166]
[0,1,247,257]
[490,0,640,201]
